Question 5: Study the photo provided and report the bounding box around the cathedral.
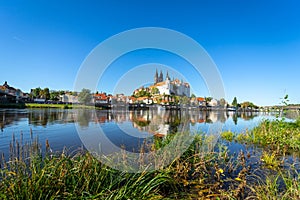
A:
[151,69,190,97]
[154,69,164,84]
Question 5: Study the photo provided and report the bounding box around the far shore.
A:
[25,103,103,109]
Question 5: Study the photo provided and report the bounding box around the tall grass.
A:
[223,117,300,153]
[0,117,299,199]
[0,141,176,199]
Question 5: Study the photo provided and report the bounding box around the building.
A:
[197,97,206,107]
[94,92,110,104]
[0,81,25,103]
[60,94,79,104]
[151,70,190,97]
[208,99,219,107]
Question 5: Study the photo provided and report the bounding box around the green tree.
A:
[151,87,159,95]
[78,89,92,105]
[32,87,41,98]
[42,88,50,100]
[232,97,238,107]
[191,94,196,98]
[205,97,213,103]
[241,101,250,108]
[50,91,59,101]
[241,101,258,109]
[73,91,78,96]
[58,90,65,95]
[219,98,226,107]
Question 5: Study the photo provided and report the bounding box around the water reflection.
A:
[0,108,281,135]
[129,110,189,136]
[28,109,76,127]
[0,108,291,156]
[0,109,28,131]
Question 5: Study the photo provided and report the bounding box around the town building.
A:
[60,94,79,104]
[94,92,111,104]
[151,70,190,97]
[0,81,27,103]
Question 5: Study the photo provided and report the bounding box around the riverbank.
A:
[0,102,25,109]
[25,103,104,110]
[0,118,299,199]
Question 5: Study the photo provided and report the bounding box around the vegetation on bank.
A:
[0,102,25,109]
[0,118,299,199]
[25,103,104,110]
[222,118,300,152]
[25,103,71,109]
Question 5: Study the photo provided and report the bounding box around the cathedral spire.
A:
[166,71,170,80]
[154,69,158,84]
[159,70,163,82]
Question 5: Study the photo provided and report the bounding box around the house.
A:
[129,96,137,104]
[137,96,153,104]
[0,92,16,103]
[94,93,110,104]
[197,97,206,107]
[3,81,18,96]
[60,94,79,104]
[208,99,219,107]
[1,81,24,103]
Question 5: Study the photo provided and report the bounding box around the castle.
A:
[151,69,190,97]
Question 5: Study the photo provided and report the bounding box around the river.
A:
[0,108,282,157]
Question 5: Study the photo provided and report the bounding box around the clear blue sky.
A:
[1,0,300,106]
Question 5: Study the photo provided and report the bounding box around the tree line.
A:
[30,87,90,104]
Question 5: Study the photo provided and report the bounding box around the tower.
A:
[159,70,163,82]
[166,71,170,81]
[154,69,159,84]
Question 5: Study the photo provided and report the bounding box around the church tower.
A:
[166,71,170,81]
[154,69,159,84]
[159,70,163,82]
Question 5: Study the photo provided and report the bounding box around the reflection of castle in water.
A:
[0,108,260,132]
[130,110,189,136]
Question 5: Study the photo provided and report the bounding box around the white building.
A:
[208,99,219,107]
[151,71,190,97]
[60,94,79,104]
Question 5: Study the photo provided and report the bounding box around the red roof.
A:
[94,93,108,100]
[197,97,205,102]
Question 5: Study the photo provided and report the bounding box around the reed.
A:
[0,118,299,199]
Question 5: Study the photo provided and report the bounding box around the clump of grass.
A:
[221,131,235,142]
[0,144,177,199]
[251,171,300,200]
[229,119,300,154]
[235,132,250,143]
[260,151,281,169]
[250,119,300,153]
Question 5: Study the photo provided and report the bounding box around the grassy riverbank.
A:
[25,103,103,110]
[0,102,25,109]
[0,119,299,199]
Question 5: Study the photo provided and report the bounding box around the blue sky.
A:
[1,0,300,106]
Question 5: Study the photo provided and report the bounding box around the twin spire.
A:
[154,69,170,84]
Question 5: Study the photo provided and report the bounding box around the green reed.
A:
[0,118,299,199]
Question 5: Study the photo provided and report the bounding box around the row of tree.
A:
[232,97,258,109]
[30,87,90,104]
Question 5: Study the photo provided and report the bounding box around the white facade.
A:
[155,78,190,97]
[60,94,79,103]
[208,99,219,107]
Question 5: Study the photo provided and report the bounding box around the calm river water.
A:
[0,108,279,156]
